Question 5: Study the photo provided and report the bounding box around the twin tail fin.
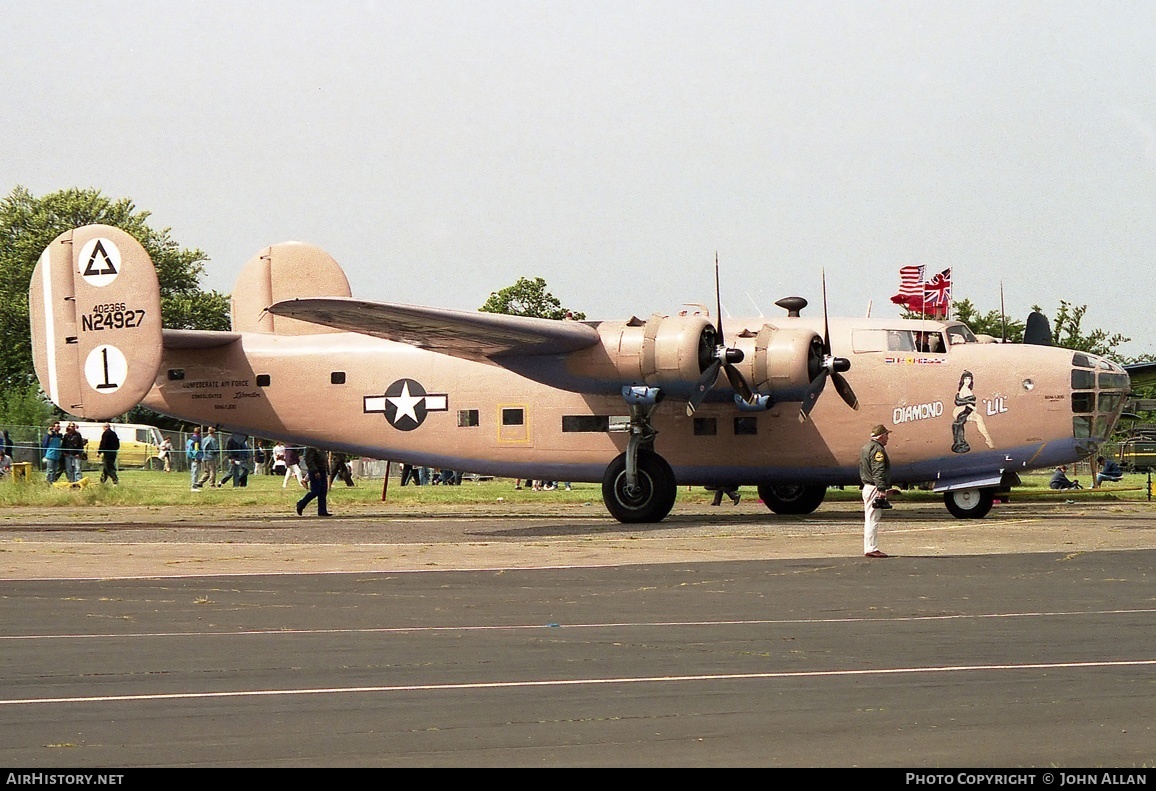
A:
[29,225,163,420]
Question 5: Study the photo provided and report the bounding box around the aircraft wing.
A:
[1125,361,1156,389]
[266,297,601,358]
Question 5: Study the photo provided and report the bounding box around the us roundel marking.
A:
[84,345,128,393]
[77,238,121,288]
[363,378,449,431]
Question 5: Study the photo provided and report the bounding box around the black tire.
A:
[601,450,677,524]
[943,488,994,519]
[757,483,827,515]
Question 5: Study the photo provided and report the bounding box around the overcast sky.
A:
[5,1,1154,354]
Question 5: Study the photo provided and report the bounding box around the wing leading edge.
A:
[266,297,600,359]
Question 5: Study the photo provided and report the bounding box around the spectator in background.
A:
[43,421,63,484]
[1049,466,1081,490]
[295,446,332,517]
[187,428,204,490]
[329,451,354,487]
[61,422,85,483]
[1095,456,1123,487]
[195,427,220,489]
[282,444,306,489]
[158,436,173,473]
[271,442,287,476]
[98,423,120,485]
[218,433,250,487]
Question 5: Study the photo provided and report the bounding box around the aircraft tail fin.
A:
[29,225,164,420]
[231,242,351,334]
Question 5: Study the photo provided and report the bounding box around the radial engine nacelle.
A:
[585,313,822,404]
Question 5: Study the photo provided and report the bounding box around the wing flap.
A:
[266,297,600,358]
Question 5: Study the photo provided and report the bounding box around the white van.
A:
[72,422,165,470]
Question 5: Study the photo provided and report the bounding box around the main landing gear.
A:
[602,388,678,523]
[757,483,827,515]
[943,487,994,519]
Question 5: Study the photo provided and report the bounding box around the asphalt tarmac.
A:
[1,500,1154,767]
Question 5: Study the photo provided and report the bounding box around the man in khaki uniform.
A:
[859,424,898,558]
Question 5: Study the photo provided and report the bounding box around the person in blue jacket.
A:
[1095,456,1123,487]
[43,421,63,483]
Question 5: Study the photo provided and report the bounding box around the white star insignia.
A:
[388,380,423,424]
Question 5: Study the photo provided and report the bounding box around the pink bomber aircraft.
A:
[28,225,1134,522]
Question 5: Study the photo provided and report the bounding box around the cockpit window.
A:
[1072,353,1095,369]
[1098,372,1130,390]
[945,325,976,345]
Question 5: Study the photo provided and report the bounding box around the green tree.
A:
[479,276,585,320]
[0,382,55,429]
[1046,300,1130,360]
[0,186,231,388]
[904,298,1129,360]
[948,298,1025,342]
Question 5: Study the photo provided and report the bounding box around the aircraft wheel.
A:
[602,450,677,524]
[943,487,994,519]
[757,483,827,515]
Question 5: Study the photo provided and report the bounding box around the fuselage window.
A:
[562,415,609,432]
[502,408,524,426]
[458,409,480,428]
[256,374,271,387]
[851,329,886,353]
[914,331,945,353]
[167,369,185,381]
[694,418,717,436]
[734,417,757,435]
[887,330,916,352]
[330,371,346,385]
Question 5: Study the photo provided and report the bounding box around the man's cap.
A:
[870,424,891,437]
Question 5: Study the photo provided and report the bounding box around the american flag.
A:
[896,265,925,298]
[923,268,952,316]
[890,264,927,310]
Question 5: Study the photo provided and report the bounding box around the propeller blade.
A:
[723,363,756,405]
[714,252,724,342]
[798,369,829,423]
[821,269,832,354]
[831,371,859,410]
[686,360,722,416]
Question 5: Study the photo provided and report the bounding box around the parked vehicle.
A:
[72,422,165,470]
[1118,437,1156,472]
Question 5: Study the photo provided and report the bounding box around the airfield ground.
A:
[2,492,1155,579]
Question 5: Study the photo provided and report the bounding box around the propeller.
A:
[686,255,757,416]
[798,271,859,423]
